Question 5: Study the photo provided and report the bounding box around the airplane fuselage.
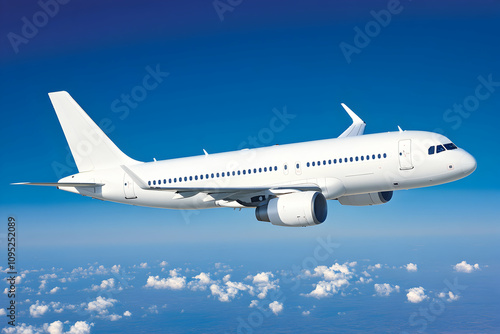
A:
[60,130,476,210]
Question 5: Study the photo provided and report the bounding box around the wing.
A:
[121,165,324,207]
[338,103,366,138]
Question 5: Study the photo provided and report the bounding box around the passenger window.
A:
[148,181,151,186]
[339,159,342,164]
[328,160,331,164]
[350,157,353,162]
[174,178,177,183]
[274,166,277,171]
[344,158,348,163]
[296,164,299,169]
[264,167,267,172]
[312,162,315,167]
[317,161,320,166]
[307,162,310,167]
[206,174,209,179]
[437,145,445,153]
[179,178,182,182]
[222,172,225,177]
[366,155,370,160]
[378,154,381,159]
[284,165,287,170]
[243,170,246,175]
[237,171,241,175]
[200,175,204,180]
[169,179,172,183]
[189,176,193,181]
[194,176,198,180]
[323,160,326,165]
[444,143,458,150]
[355,157,358,161]
[361,156,364,161]
[383,153,387,158]
[259,168,262,173]
[184,177,187,181]
[249,169,252,174]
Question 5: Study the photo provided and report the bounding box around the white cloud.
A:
[0,308,6,316]
[304,279,349,299]
[367,263,382,271]
[453,261,480,273]
[357,277,373,284]
[405,263,418,272]
[249,300,258,308]
[438,291,460,302]
[250,272,279,299]
[407,287,428,303]
[47,320,63,334]
[109,314,122,321]
[139,262,148,269]
[40,273,58,280]
[159,261,168,267]
[302,310,310,316]
[111,265,121,274]
[374,283,400,297]
[86,296,117,316]
[269,301,283,315]
[49,287,60,294]
[145,270,186,290]
[67,321,93,334]
[30,301,49,317]
[39,280,47,290]
[123,310,132,317]
[188,272,212,291]
[91,278,116,291]
[361,271,371,277]
[303,263,353,298]
[209,280,253,302]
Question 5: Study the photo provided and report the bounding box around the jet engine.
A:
[338,191,393,206]
[255,191,327,227]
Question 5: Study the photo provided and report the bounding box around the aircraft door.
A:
[123,173,137,199]
[398,139,414,170]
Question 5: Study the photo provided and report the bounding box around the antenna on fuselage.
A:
[398,126,403,132]
[203,149,209,156]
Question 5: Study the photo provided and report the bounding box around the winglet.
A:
[338,103,366,138]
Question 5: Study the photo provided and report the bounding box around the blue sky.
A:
[1,0,499,333]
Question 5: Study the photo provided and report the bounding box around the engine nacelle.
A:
[255,191,327,227]
[338,191,393,206]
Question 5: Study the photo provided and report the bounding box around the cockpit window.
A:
[428,146,435,155]
[444,143,458,150]
[436,145,445,153]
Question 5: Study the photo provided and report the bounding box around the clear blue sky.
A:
[0,1,499,332]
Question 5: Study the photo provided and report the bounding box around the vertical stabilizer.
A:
[48,91,140,172]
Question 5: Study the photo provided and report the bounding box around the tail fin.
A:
[49,91,139,172]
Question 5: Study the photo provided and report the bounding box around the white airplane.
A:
[14,91,476,227]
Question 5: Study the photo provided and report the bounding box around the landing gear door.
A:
[398,139,414,170]
[123,173,137,199]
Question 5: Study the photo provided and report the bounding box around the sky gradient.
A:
[1,0,499,333]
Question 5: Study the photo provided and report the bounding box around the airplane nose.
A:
[460,151,477,176]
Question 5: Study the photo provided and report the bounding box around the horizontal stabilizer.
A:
[12,182,104,187]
